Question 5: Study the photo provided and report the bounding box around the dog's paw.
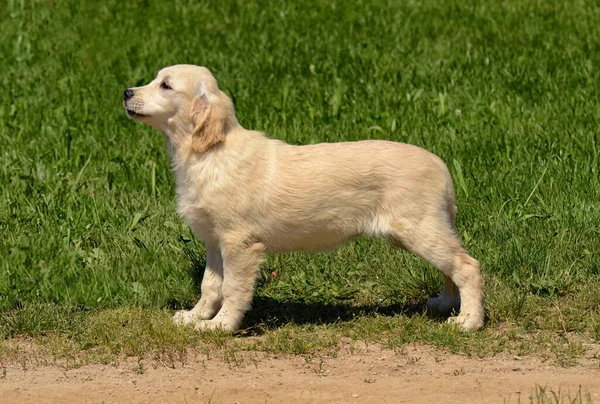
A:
[194,319,237,333]
[447,314,484,332]
[427,295,460,314]
[173,310,200,326]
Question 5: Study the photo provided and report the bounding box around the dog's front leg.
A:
[194,238,265,333]
[173,244,224,326]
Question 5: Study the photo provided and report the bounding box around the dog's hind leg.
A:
[195,237,265,333]
[390,217,484,331]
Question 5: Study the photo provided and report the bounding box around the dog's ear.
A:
[190,92,226,153]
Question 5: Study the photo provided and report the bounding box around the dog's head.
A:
[123,64,237,153]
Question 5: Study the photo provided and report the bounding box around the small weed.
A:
[132,358,146,375]
[525,385,592,404]
[405,356,421,366]
[453,367,465,376]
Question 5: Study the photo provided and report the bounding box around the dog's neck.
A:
[162,120,198,173]
[162,118,237,180]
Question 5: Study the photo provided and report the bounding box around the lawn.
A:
[0,0,599,364]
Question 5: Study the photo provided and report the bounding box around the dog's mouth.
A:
[123,103,149,119]
[126,109,149,119]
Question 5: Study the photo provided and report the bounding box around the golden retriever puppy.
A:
[123,64,484,333]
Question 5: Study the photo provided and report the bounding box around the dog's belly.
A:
[264,227,359,254]
[256,210,388,254]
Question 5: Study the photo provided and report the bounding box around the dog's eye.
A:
[160,81,172,90]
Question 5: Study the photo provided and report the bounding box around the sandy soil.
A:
[1,342,599,404]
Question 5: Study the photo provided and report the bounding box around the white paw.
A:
[447,314,483,332]
[194,319,236,333]
[173,310,200,326]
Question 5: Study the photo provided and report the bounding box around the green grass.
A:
[506,385,593,404]
[1,0,599,364]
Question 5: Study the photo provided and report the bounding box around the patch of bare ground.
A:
[1,341,599,403]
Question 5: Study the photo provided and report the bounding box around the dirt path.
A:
[2,343,599,403]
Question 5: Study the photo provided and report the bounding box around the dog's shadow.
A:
[243,295,429,334]
[173,251,438,333]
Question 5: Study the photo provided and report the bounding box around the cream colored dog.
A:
[123,64,484,333]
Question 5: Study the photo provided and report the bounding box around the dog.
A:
[123,64,484,333]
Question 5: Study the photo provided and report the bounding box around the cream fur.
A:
[123,64,485,332]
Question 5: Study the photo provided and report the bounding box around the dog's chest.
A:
[176,184,216,240]
[173,163,227,242]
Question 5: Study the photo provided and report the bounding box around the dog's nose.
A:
[124,89,134,101]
